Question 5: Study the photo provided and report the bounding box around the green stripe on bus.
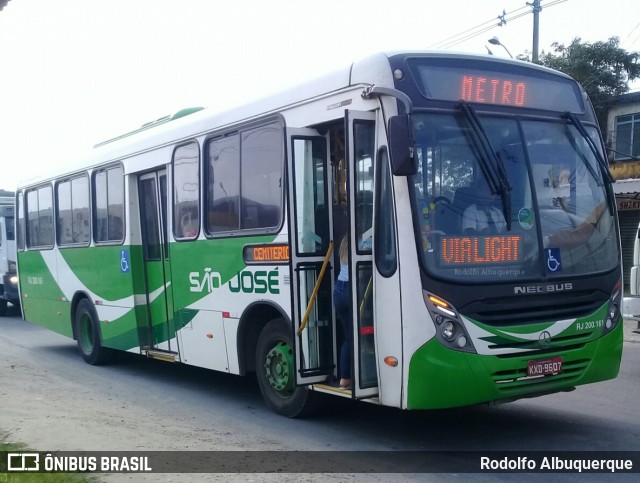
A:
[407,322,622,409]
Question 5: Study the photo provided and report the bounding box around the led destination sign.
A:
[439,235,522,267]
[410,60,584,112]
[460,75,526,106]
[243,243,290,264]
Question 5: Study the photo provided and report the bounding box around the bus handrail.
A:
[297,241,334,337]
[359,277,372,318]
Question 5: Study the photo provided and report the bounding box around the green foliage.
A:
[536,37,640,127]
[1,442,97,482]
[540,37,640,97]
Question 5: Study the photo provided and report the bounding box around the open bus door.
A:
[287,128,338,385]
[138,170,178,358]
[288,114,381,399]
[346,110,379,399]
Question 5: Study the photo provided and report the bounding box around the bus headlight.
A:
[424,291,476,353]
[442,321,455,340]
[9,275,18,285]
[603,280,622,334]
[608,304,619,321]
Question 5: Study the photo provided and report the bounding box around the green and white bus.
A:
[16,52,623,417]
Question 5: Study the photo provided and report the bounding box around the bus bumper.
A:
[406,321,623,409]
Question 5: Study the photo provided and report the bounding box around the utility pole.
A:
[528,0,542,63]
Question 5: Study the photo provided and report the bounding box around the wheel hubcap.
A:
[80,314,94,353]
[264,341,294,395]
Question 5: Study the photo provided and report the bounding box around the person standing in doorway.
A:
[333,236,352,389]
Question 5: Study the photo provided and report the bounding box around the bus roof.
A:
[16,51,577,189]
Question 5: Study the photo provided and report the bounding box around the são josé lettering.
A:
[480,456,633,472]
[189,267,280,294]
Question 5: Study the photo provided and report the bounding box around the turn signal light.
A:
[428,295,450,309]
[384,356,398,367]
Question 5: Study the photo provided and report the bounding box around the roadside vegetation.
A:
[1,440,96,483]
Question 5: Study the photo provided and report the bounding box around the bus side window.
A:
[206,135,240,234]
[205,122,283,235]
[93,166,124,243]
[173,142,200,240]
[353,120,375,252]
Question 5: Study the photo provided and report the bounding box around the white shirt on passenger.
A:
[462,204,506,234]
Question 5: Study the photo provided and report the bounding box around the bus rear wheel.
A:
[256,318,315,418]
[74,299,113,365]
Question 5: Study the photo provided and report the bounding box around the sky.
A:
[0,0,639,190]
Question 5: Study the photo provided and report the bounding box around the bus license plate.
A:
[527,356,562,377]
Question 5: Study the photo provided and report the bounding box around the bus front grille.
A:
[461,290,608,326]
[488,330,596,355]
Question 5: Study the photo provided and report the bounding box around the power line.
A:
[429,0,566,52]
[437,24,502,51]
[428,5,530,50]
[624,21,640,48]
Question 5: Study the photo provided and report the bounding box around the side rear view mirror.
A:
[388,115,417,176]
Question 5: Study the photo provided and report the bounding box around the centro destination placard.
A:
[243,243,290,264]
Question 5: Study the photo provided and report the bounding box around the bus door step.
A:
[145,349,179,362]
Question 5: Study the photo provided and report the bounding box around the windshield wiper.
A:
[564,112,615,215]
[458,101,512,230]
[564,112,614,184]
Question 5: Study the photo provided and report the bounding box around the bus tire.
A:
[0,299,7,317]
[74,299,113,365]
[256,318,316,418]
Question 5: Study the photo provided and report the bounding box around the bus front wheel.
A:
[255,318,315,418]
[74,299,113,365]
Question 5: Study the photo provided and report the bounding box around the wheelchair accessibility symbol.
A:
[545,248,562,273]
[120,249,130,273]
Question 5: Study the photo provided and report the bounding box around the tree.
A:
[534,37,640,128]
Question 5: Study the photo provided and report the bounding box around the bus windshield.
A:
[412,112,619,282]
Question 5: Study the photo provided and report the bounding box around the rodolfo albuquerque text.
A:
[480,456,633,473]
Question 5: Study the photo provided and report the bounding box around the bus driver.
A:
[461,182,506,235]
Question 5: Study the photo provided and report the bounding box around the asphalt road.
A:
[0,310,638,481]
